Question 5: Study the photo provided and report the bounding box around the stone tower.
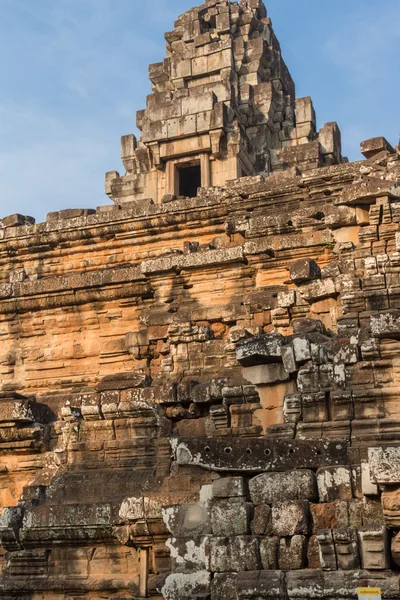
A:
[106,0,342,205]
[0,1,399,599]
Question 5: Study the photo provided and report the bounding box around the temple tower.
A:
[106,0,343,205]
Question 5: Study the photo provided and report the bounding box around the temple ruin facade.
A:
[0,0,400,599]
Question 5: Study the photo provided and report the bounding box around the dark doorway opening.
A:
[178,163,201,198]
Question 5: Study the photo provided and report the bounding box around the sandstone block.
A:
[361,461,378,496]
[283,393,302,423]
[212,476,247,498]
[251,504,272,536]
[161,571,211,600]
[391,531,400,567]
[307,535,322,569]
[162,503,211,537]
[208,536,261,572]
[242,363,290,385]
[3,214,35,227]
[317,466,353,502]
[260,536,279,569]
[296,96,316,125]
[292,337,312,362]
[316,529,337,570]
[172,438,348,472]
[368,446,400,484]
[381,488,400,528]
[236,334,283,366]
[278,535,307,570]
[333,528,360,569]
[290,258,320,284]
[292,318,326,335]
[271,501,310,536]
[371,310,400,339]
[211,498,252,536]
[211,573,238,600]
[281,345,297,373]
[166,536,210,572]
[236,570,286,599]
[249,470,317,505]
[310,502,340,533]
[358,527,391,570]
[360,136,395,159]
[335,176,398,205]
[298,278,337,302]
[277,289,296,308]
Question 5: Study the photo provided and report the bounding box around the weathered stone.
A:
[292,318,327,335]
[162,504,211,537]
[371,310,400,338]
[381,488,400,528]
[281,345,298,374]
[292,337,312,362]
[298,278,338,302]
[278,535,307,570]
[391,531,400,567]
[290,259,321,284]
[249,470,317,505]
[236,570,286,599]
[208,536,261,572]
[271,501,310,537]
[358,527,391,570]
[211,573,238,600]
[283,393,302,423]
[166,536,210,572]
[361,137,395,159]
[307,535,322,569]
[172,438,348,472]
[211,498,252,536]
[333,528,360,569]
[368,446,400,484]
[316,529,337,570]
[259,536,279,569]
[361,461,378,496]
[251,504,272,536]
[212,477,247,499]
[317,466,353,502]
[236,334,283,367]
[2,213,35,227]
[242,363,290,385]
[162,571,211,600]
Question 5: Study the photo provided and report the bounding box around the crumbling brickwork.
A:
[0,1,400,599]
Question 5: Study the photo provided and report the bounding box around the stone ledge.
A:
[0,266,145,300]
[170,438,348,472]
[141,246,245,274]
[0,162,369,246]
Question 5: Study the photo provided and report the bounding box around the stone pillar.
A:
[201,153,211,188]
[166,161,176,197]
[139,547,149,598]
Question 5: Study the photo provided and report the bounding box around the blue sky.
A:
[0,0,399,223]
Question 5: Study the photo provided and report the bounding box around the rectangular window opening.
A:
[178,162,201,198]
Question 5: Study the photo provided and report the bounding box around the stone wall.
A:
[0,134,399,599]
[0,0,400,598]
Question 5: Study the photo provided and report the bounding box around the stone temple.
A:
[0,0,400,598]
